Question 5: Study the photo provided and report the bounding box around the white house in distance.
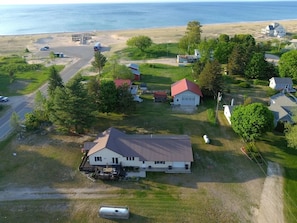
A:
[171,78,203,107]
[127,63,141,81]
[82,127,194,177]
[269,77,295,92]
[261,22,286,37]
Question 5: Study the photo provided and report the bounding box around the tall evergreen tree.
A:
[227,44,247,76]
[116,84,135,114]
[87,76,101,111]
[98,80,117,114]
[92,51,107,75]
[50,75,94,133]
[47,66,64,96]
[198,60,223,98]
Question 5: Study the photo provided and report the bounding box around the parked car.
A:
[40,46,49,51]
[0,96,9,102]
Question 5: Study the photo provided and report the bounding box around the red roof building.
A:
[114,79,132,88]
[171,78,203,106]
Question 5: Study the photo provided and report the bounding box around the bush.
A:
[238,81,251,88]
[207,108,216,125]
[253,79,268,86]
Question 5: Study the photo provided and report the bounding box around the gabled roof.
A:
[127,63,139,70]
[270,77,293,85]
[269,93,297,124]
[114,79,131,88]
[87,127,193,162]
[171,78,203,97]
[154,92,167,98]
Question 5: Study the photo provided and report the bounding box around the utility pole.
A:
[215,92,222,123]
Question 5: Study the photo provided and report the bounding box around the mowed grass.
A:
[0,63,297,222]
[0,56,64,96]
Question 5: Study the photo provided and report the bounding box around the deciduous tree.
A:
[245,52,268,79]
[179,20,202,53]
[279,50,297,80]
[284,110,297,149]
[126,35,153,52]
[231,103,274,141]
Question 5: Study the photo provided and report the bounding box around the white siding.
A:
[223,105,232,125]
[172,162,185,168]
[174,91,200,106]
[89,148,123,165]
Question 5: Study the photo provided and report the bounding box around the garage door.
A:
[172,162,185,168]
[181,95,195,105]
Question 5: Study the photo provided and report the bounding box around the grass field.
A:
[0,55,64,96]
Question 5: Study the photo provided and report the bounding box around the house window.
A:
[127,157,135,161]
[94,156,102,162]
[154,161,165,164]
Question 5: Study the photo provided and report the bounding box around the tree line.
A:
[24,66,136,134]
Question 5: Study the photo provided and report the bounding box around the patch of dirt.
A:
[256,162,284,223]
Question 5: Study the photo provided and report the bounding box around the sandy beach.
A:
[1,19,297,56]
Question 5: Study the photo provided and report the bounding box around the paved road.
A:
[0,45,94,141]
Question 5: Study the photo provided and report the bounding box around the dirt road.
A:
[256,162,284,223]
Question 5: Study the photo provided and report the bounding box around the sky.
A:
[0,0,291,5]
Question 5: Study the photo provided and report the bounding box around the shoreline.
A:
[1,18,297,37]
[1,19,297,55]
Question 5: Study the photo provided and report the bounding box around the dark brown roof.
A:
[87,127,193,162]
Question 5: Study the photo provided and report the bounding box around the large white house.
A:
[81,127,194,176]
[171,78,203,107]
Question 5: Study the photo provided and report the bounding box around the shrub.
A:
[238,81,251,88]
[207,108,216,125]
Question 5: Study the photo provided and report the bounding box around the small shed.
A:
[154,92,167,102]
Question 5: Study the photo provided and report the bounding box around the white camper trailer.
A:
[98,205,130,220]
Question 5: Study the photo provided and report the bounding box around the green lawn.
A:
[0,56,64,96]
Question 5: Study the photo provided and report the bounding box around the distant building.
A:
[261,22,286,37]
[127,63,141,81]
[269,77,295,92]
